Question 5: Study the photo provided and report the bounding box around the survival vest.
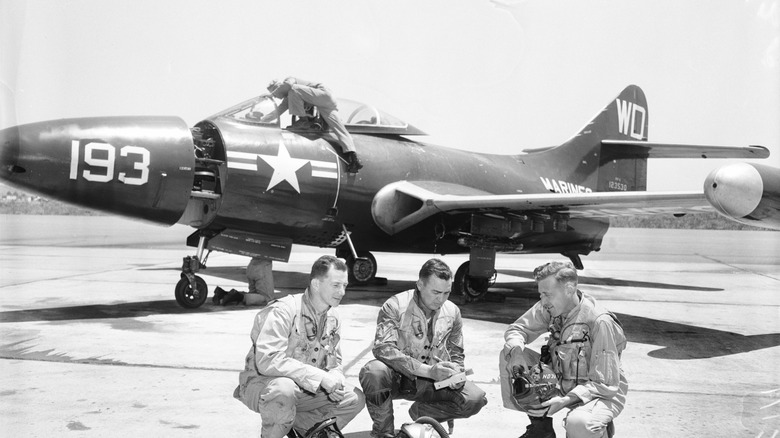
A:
[285,293,340,370]
[547,292,623,394]
[245,292,341,373]
[394,289,459,365]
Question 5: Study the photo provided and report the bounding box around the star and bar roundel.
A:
[225,138,338,193]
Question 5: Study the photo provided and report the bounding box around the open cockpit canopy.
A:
[208,95,425,135]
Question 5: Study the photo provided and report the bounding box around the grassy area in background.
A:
[609,212,766,230]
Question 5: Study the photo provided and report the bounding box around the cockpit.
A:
[187,95,425,203]
[209,95,425,136]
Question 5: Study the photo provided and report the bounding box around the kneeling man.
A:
[359,258,487,438]
[234,255,365,438]
[501,261,628,438]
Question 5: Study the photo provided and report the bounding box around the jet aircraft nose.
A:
[0,116,197,225]
[0,125,23,178]
[703,162,763,218]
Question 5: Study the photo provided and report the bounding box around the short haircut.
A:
[533,261,578,286]
[418,258,452,282]
[310,255,347,281]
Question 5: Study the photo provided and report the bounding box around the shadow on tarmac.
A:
[498,269,724,292]
[1,268,777,361]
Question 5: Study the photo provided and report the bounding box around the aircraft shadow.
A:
[615,313,780,360]
[1,269,772,360]
[456,297,780,359]
[497,269,723,292]
[170,266,722,293]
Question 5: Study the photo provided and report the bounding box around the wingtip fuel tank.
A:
[704,162,780,230]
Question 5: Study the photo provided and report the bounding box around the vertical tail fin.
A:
[544,85,649,192]
[595,85,649,191]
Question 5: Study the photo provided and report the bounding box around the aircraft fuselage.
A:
[192,116,607,257]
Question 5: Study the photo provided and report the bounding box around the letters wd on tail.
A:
[592,85,649,192]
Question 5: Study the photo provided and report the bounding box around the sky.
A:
[1,0,778,191]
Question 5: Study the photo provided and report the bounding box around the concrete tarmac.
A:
[0,215,778,437]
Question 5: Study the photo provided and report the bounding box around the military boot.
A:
[212,286,227,305]
[344,152,363,173]
[221,289,244,305]
[518,416,555,438]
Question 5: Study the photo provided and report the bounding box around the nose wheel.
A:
[174,235,211,309]
[175,274,208,309]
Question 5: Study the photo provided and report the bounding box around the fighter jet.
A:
[0,85,774,308]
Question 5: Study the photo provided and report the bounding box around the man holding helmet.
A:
[501,261,628,438]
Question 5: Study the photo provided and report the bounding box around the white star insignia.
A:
[258,141,310,193]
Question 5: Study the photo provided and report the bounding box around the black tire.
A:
[175,275,208,309]
[453,261,492,300]
[347,251,377,284]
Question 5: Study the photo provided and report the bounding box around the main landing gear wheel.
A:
[346,251,377,284]
[454,261,495,302]
[175,275,208,309]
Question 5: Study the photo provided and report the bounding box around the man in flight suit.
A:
[501,261,628,438]
[359,258,487,438]
[216,257,276,306]
[245,256,276,305]
[233,255,365,438]
[261,77,363,173]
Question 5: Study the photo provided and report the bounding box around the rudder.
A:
[547,85,649,192]
[596,85,649,191]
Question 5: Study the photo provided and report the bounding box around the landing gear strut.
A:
[339,225,379,285]
[175,234,211,309]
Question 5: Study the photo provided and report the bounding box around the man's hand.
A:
[525,406,550,417]
[538,395,578,416]
[430,361,460,381]
[320,371,344,395]
[327,387,347,402]
[503,343,523,358]
[434,368,473,391]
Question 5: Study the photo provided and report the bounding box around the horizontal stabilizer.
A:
[601,140,769,159]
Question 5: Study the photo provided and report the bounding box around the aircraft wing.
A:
[372,180,711,235]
